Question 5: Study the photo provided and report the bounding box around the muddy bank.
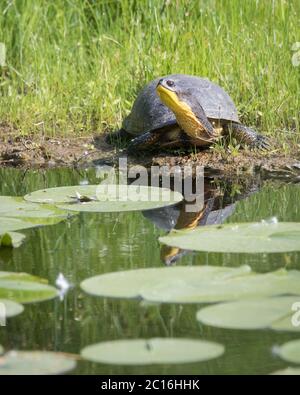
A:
[150,149,300,181]
[0,131,116,168]
[0,130,300,181]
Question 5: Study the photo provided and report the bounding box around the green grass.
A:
[0,0,299,142]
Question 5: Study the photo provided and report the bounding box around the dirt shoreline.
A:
[1,131,300,181]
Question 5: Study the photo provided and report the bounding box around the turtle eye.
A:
[166,80,175,88]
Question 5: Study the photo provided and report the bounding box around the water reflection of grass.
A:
[0,0,299,145]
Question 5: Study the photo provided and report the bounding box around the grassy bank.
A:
[0,0,299,144]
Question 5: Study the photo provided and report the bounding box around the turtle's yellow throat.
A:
[156,84,209,141]
[156,84,188,115]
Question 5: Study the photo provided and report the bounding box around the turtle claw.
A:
[251,134,271,151]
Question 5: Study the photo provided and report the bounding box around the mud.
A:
[0,130,116,168]
[1,128,300,181]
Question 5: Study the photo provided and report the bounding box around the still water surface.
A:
[0,167,300,374]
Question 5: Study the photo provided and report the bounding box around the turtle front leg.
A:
[127,131,162,154]
[224,122,270,150]
[127,125,189,153]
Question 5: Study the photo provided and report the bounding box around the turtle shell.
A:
[123,74,240,136]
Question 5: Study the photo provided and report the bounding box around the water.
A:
[0,167,300,374]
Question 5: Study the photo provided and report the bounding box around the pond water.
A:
[0,167,300,374]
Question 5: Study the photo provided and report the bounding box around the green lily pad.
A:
[271,367,300,375]
[81,265,251,300]
[0,351,77,375]
[271,314,300,332]
[81,338,224,365]
[0,217,41,233]
[0,196,70,224]
[196,297,300,330]
[25,184,183,212]
[0,299,24,319]
[0,232,26,248]
[0,272,58,303]
[25,185,100,204]
[275,340,300,364]
[143,269,300,304]
[0,272,48,283]
[81,266,300,304]
[159,222,300,253]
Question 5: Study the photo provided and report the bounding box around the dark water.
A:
[0,167,300,375]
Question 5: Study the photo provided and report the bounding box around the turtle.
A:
[109,74,269,151]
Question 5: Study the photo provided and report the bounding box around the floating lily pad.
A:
[0,299,24,319]
[271,314,300,332]
[0,351,77,375]
[196,297,300,330]
[159,222,300,253]
[80,265,251,300]
[81,338,224,365]
[0,196,70,224]
[143,269,300,304]
[25,185,100,204]
[0,272,48,283]
[0,217,40,233]
[0,232,26,248]
[271,367,300,375]
[0,272,58,303]
[275,340,300,364]
[81,266,300,304]
[25,184,183,212]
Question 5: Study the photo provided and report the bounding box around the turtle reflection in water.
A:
[143,178,261,265]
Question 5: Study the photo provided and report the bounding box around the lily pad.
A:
[81,266,300,304]
[25,184,183,212]
[271,314,300,332]
[275,340,300,364]
[143,269,300,304]
[0,196,70,224]
[0,272,48,283]
[0,232,26,248]
[25,185,100,204]
[159,222,300,253]
[81,338,224,365]
[0,272,58,303]
[80,265,251,300]
[0,351,77,375]
[271,367,300,375]
[0,217,41,233]
[0,299,24,319]
[196,297,300,330]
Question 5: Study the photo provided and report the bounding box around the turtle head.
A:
[156,78,191,108]
[156,78,215,141]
